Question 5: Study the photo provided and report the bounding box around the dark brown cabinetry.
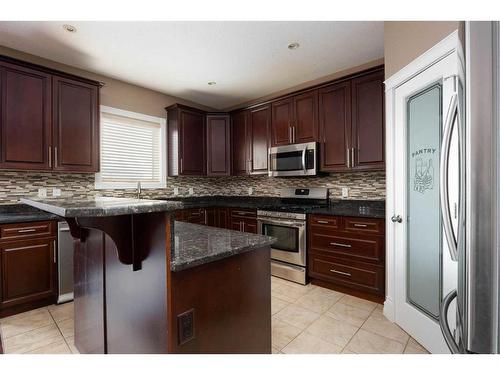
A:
[319,69,384,172]
[166,104,206,176]
[248,104,270,175]
[0,62,52,170]
[231,110,249,175]
[0,56,101,173]
[52,76,99,172]
[175,207,230,229]
[271,90,318,146]
[0,221,57,317]
[206,114,231,176]
[230,208,257,234]
[308,214,385,303]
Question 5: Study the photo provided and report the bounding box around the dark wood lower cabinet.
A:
[308,214,385,303]
[0,221,57,318]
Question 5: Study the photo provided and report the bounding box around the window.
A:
[95,106,166,189]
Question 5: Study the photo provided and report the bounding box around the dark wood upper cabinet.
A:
[206,114,230,176]
[231,110,249,175]
[0,61,52,170]
[351,70,385,170]
[0,56,101,173]
[271,91,318,146]
[248,104,270,174]
[319,81,351,172]
[271,98,293,146]
[293,90,318,144]
[319,68,385,172]
[166,104,206,176]
[52,76,99,172]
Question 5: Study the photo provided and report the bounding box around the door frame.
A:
[384,31,464,324]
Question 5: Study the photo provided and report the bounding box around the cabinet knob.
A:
[391,215,403,223]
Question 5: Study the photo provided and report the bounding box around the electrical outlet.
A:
[52,188,61,197]
[173,187,179,196]
[248,187,253,195]
[188,187,194,195]
[177,309,195,345]
[341,187,349,199]
[38,188,47,198]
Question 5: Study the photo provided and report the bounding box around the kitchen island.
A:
[20,197,275,354]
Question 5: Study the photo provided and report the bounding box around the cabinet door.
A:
[0,238,55,308]
[205,208,217,227]
[180,108,206,175]
[319,81,351,172]
[351,71,385,170]
[217,208,229,229]
[249,104,270,174]
[294,90,318,144]
[53,76,99,172]
[207,115,230,176]
[242,219,257,234]
[0,62,52,170]
[230,219,242,232]
[271,98,293,146]
[231,111,249,175]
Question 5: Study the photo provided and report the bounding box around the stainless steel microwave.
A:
[268,142,318,177]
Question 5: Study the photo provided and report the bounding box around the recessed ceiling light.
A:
[208,81,216,86]
[287,42,300,50]
[63,24,77,33]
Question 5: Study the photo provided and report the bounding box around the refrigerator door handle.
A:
[439,289,462,353]
[440,91,459,261]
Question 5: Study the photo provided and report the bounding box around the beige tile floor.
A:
[0,277,429,354]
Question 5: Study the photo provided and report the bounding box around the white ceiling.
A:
[0,21,384,110]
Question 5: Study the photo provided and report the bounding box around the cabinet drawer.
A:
[309,215,341,229]
[230,209,256,219]
[309,232,383,263]
[309,255,384,296]
[0,221,55,241]
[344,217,384,235]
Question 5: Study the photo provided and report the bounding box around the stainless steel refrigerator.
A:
[439,21,500,354]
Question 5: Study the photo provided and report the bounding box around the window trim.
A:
[95,105,167,190]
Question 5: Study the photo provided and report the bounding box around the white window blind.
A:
[96,107,166,189]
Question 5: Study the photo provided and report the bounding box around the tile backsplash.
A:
[0,170,385,204]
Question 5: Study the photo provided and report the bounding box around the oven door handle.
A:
[258,219,306,228]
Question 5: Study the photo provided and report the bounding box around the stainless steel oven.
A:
[268,142,318,177]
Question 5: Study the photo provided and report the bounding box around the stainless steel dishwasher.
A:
[57,221,74,303]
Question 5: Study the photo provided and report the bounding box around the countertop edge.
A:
[20,198,67,217]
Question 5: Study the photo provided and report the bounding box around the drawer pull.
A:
[330,269,351,277]
[330,242,351,248]
[316,220,330,224]
[353,224,368,228]
[18,228,37,233]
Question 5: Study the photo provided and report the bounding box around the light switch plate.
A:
[52,188,61,197]
[248,187,253,195]
[188,187,194,195]
[173,187,179,196]
[341,187,349,199]
[38,188,47,198]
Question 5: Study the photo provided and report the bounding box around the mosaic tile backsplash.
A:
[0,171,385,204]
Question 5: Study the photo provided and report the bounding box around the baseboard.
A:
[383,296,395,322]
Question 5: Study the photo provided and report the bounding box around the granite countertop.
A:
[0,204,61,224]
[158,196,386,219]
[171,221,275,272]
[20,197,185,218]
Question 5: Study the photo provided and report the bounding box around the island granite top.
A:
[20,197,185,218]
[171,221,275,272]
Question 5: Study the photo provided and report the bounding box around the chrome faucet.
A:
[137,181,142,199]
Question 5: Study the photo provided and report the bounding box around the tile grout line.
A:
[338,304,377,353]
[0,308,56,344]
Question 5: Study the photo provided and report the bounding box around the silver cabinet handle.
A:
[353,224,368,228]
[330,242,351,248]
[54,147,58,167]
[351,147,355,167]
[288,126,292,143]
[292,126,296,143]
[180,157,183,173]
[242,221,245,232]
[53,240,57,263]
[346,148,351,168]
[18,228,37,233]
[48,146,52,168]
[330,269,351,277]
[316,220,329,224]
[440,90,459,261]
[391,215,402,223]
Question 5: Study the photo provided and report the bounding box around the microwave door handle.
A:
[440,92,458,261]
[302,146,307,173]
[439,289,462,353]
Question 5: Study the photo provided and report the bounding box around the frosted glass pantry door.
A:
[406,84,442,319]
